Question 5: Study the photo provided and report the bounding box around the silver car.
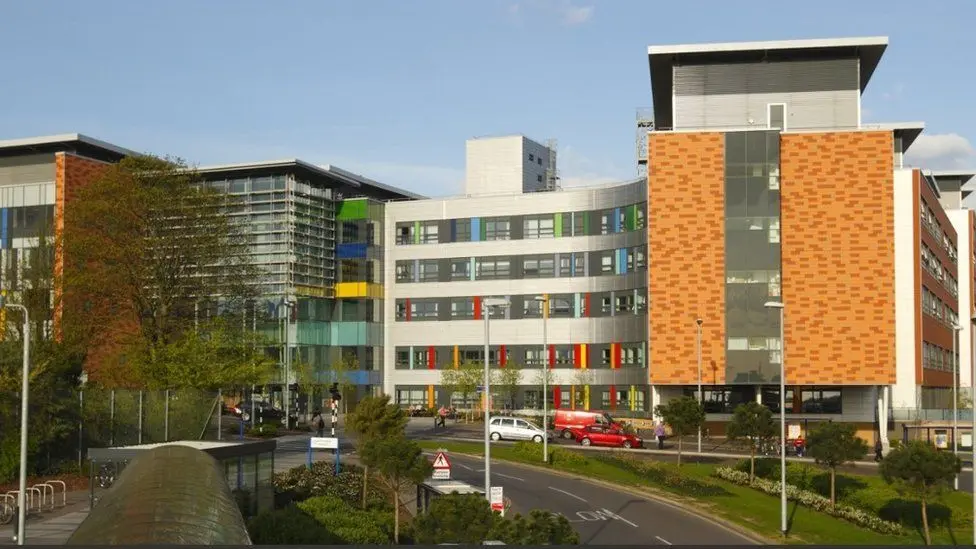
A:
[488,416,548,442]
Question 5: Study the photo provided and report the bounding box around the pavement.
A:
[0,490,90,545]
[422,450,757,545]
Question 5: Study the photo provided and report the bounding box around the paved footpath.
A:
[0,490,90,545]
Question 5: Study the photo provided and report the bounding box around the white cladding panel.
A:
[893,168,919,409]
[673,59,860,130]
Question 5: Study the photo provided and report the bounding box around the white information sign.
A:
[310,437,339,450]
[490,486,504,515]
[788,424,801,440]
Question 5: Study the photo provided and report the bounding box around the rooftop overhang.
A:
[865,122,925,152]
[647,36,889,129]
[195,158,424,200]
[929,170,976,199]
[0,132,137,162]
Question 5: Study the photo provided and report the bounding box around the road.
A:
[426,451,756,545]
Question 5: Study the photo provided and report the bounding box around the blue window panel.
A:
[616,249,627,275]
[450,219,457,242]
[336,243,367,259]
[612,208,622,233]
[471,217,481,242]
[1,208,7,249]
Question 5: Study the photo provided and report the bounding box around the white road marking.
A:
[656,536,672,545]
[549,486,587,502]
[457,463,473,471]
[600,508,638,528]
[495,473,524,481]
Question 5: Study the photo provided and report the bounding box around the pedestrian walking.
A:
[875,439,884,462]
[437,406,448,427]
[793,437,805,458]
[311,409,325,437]
[655,422,666,450]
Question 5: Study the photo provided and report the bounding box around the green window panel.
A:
[332,321,368,346]
[336,199,368,220]
[296,322,333,346]
[554,212,563,237]
[413,221,421,244]
[624,205,637,231]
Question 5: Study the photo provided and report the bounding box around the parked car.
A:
[488,416,549,442]
[553,410,622,440]
[571,424,643,448]
[233,401,296,424]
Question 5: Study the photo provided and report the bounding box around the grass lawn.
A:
[420,440,967,545]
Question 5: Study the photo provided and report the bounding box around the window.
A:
[635,291,647,313]
[413,348,435,367]
[451,298,475,319]
[537,174,543,183]
[524,216,555,239]
[559,254,585,277]
[528,153,535,162]
[768,103,786,130]
[455,219,472,242]
[550,295,573,317]
[410,300,439,320]
[615,293,635,313]
[396,222,415,245]
[601,296,612,314]
[621,344,643,366]
[395,261,415,282]
[525,348,545,366]
[450,259,470,280]
[476,257,511,280]
[420,222,439,244]
[573,212,586,236]
[395,350,410,369]
[537,157,543,166]
[635,203,646,229]
[395,301,408,321]
[600,348,611,366]
[396,388,427,404]
[600,252,614,274]
[484,217,511,241]
[554,347,572,365]
[523,255,555,278]
[523,299,543,318]
[800,389,841,414]
[600,210,613,234]
[418,260,439,282]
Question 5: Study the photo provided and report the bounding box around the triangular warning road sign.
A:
[432,451,451,469]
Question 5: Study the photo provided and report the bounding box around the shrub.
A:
[511,441,548,463]
[551,448,590,468]
[246,423,279,438]
[272,462,387,509]
[247,506,337,544]
[298,496,391,544]
[713,466,903,535]
[602,453,729,497]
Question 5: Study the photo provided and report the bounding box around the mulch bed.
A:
[0,473,88,493]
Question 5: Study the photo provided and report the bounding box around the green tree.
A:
[502,509,579,545]
[880,440,961,545]
[570,369,593,409]
[360,435,432,543]
[346,395,408,509]
[726,401,776,482]
[412,493,579,545]
[493,364,523,410]
[655,396,705,466]
[807,422,869,506]
[441,360,482,421]
[64,154,261,384]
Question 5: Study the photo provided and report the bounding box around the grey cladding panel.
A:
[673,59,860,130]
[0,154,56,186]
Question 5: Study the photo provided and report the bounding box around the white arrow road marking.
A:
[548,486,588,503]
[656,536,672,545]
[495,473,524,481]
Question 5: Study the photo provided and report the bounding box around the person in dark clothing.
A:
[312,409,325,437]
[875,440,884,462]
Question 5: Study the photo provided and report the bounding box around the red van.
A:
[553,410,621,440]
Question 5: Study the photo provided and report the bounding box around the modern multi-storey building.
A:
[644,36,975,443]
[383,135,649,412]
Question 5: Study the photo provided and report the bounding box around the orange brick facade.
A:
[779,131,896,385]
[647,132,726,384]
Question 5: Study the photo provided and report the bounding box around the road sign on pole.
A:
[490,486,504,515]
[431,451,451,480]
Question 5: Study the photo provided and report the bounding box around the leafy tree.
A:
[503,509,579,545]
[360,435,432,543]
[532,367,556,426]
[655,396,705,466]
[346,395,408,508]
[880,440,961,545]
[570,369,593,409]
[63,154,260,383]
[493,364,523,410]
[441,360,482,421]
[807,422,869,506]
[726,401,776,482]
[412,493,579,545]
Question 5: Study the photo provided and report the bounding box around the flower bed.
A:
[713,467,903,535]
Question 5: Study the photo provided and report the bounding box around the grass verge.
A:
[420,440,944,545]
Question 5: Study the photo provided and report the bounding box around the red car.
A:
[571,425,643,449]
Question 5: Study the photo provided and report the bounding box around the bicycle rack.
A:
[27,487,41,512]
[46,480,66,508]
[34,484,55,511]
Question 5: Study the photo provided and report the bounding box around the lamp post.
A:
[970,312,976,543]
[534,295,550,463]
[278,299,296,428]
[482,297,510,500]
[764,300,786,538]
[1,298,30,545]
[696,317,703,454]
[953,323,961,490]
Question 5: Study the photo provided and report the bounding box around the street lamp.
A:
[952,323,961,490]
[764,300,786,538]
[534,295,550,463]
[277,299,296,428]
[696,317,703,454]
[482,297,510,500]
[970,312,976,543]
[0,297,30,545]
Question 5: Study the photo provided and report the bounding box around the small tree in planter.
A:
[654,396,705,467]
[807,421,869,506]
[726,401,776,482]
[360,436,432,543]
[880,440,961,545]
[346,395,408,509]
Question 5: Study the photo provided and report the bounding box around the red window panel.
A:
[612,343,621,369]
[548,345,556,369]
[499,345,507,367]
[473,296,482,320]
[583,293,591,317]
[609,385,617,410]
[553,386,562,409]
[405,299,412,321]
[573,344,582,368]
[427,346,436,370]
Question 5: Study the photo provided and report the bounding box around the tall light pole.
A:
[764,300,786,538]
[696,317,703,454]
[482,297,510,500]
[953,323,961,490]
[1,298,30,545]
[970,312,976,543]
[535,295,550,462]
[278,299,296,428]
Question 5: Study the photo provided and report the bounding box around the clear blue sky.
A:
[2,0,974,197]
